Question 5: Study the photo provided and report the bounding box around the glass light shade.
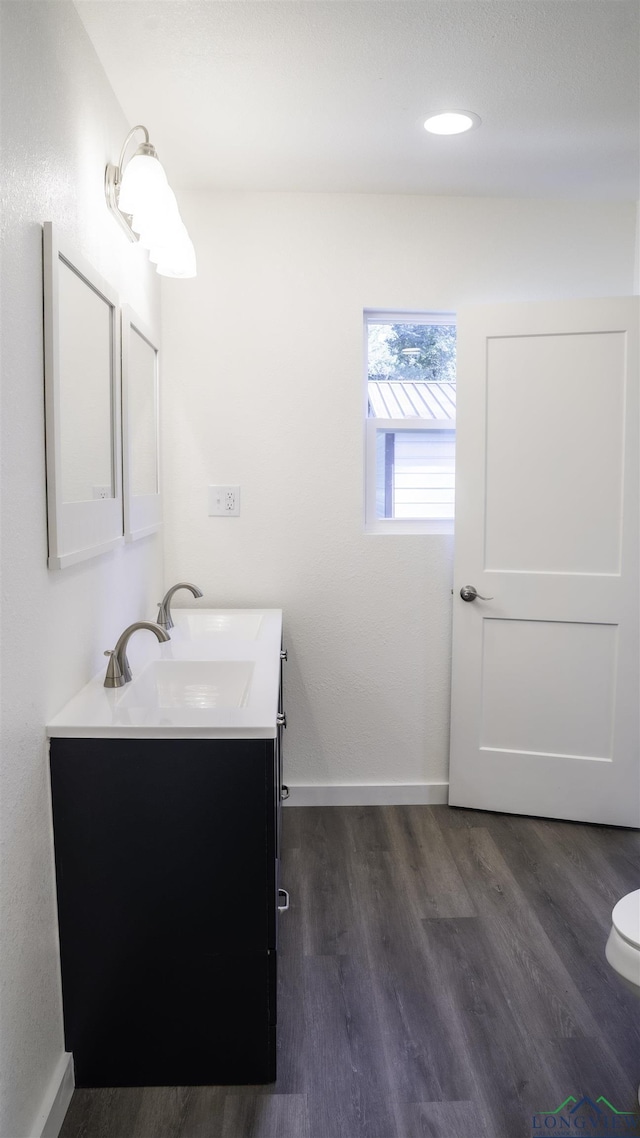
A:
[147,216,190,262]
[111,133,196,277]
[154,237,197,278]
[118,152,169,215]
[132,188,184,250]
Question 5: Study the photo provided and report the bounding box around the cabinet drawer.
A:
[66,948,276,1087]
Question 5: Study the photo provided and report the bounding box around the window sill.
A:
[364,518,454,536]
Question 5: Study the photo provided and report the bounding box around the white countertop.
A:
[46,609,283,740]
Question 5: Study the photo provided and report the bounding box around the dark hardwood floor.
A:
[59,805,639,1138]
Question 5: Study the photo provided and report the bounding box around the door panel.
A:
[484,332,626,574]
[449,298,639,826]
[480,618,617,759]
[50,738,274,953]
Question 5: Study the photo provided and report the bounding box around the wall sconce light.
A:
[105,125,196,278]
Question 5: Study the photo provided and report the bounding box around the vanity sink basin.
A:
[179,611,264,639]
[46,608,282,739]
[119,660,255,711]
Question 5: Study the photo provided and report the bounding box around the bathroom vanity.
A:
[47,609,286,1088]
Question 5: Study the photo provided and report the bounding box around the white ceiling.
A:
[74,1,640,200]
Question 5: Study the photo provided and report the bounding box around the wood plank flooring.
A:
[59,805,639,1138]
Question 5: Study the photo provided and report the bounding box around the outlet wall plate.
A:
[208,485,240,516]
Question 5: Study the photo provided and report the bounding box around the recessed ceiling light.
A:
[424,111,481,136]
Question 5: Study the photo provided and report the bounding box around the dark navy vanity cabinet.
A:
[49,734,284,1087]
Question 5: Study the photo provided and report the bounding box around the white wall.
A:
[628,201,633,298]
[161,192,636,793]
[0,4,163,1135]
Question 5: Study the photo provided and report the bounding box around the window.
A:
[365,310,456,534]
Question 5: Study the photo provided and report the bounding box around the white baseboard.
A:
[283,782,449,807]
[30,1052,74,1138]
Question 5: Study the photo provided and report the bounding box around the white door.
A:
[449,298,639,827]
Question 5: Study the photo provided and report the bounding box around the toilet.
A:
[605,889,640,1103]
[606,889,640,996]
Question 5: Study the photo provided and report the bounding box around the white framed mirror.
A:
[121,305,161,540]
[43,223,123,569]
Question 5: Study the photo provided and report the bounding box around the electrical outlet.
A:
[208,485,241,516]
[92,485,111,500]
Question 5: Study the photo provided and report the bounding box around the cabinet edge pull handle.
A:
[277,712,287,728]
[280,648,288,661]
[278,888,290,913]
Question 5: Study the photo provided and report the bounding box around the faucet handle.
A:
[157,601,171,631]
[103,650,125,689]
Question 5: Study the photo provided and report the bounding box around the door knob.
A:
[460,585,493,602]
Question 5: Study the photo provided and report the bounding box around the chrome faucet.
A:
[156,581,203,631]
[104,621,170,688]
